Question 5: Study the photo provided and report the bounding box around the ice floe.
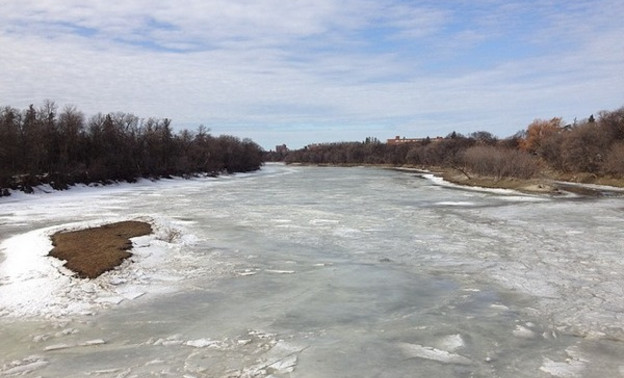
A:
[184,338,221,348]
[398,342,472,365]
[44,339,106,351]
[437,334,465,351]
[265,269,296,274]
[513,324,537,339]
[539,347,588,377]
[0,356,49,376]
[435,201,477,207]
[142,329,306,377]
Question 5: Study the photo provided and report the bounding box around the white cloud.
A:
[1,0,623,149]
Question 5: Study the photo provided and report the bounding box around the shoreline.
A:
[3,163,624,200]
[434,167,624,196]
[381,165,624,196]
[289,162,624,196]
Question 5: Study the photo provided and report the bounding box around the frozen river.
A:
[1,164,624,377]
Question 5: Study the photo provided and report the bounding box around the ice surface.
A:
[540,359,586,378]
[0,356,49,375]
[2,164,624,376]
[513,324,537,339]
[398,342,472,365]
[437,334,465,351]
[539,346,588,377]
[265,269,295,274]
[43,340,105,351]
[184,338,220,348]
[435,201,477,206]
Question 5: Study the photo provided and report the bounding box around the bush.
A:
[603,143,624,176]
[462,146,538,180]
[561,123,610,173]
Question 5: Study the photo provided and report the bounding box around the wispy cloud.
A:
[1,0,622,148]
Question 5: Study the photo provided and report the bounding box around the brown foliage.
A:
[519,118,563,154]
[280,105,624,180]
[462,146,539,180]
[537,131,566,171]
[560,122,611,173]
[603,142,624,176]
[598,106,624,140]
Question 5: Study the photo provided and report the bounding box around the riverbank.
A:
[434,168,561,194]
[49,221,152,279]
[382,165,624,196]
[435,167,624,196]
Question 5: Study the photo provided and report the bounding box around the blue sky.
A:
[1,1,623,150]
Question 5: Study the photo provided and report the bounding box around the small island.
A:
[49,221,152,279]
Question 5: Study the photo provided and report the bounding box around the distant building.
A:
[387,136,423,144]
[386,136,444,144]
[275,144,289,154]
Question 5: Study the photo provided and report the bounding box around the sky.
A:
[1,1,623,150]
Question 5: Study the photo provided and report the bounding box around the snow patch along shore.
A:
[0,217,197,319]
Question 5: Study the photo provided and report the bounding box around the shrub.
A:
[462,146,538,180]
[520,118,563,154]
[561,122,610,173]
[602,143,624,176]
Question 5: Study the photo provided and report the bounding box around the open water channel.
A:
[1,164,624,377]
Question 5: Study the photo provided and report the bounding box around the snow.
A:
[421,173,566,201]
[555,180,624,193]
[0,217,196,319]
[421,173,520,195]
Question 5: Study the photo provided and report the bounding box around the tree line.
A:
[0,101,264,196]
[277,105,624,181]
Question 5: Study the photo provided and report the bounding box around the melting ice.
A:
[1,164,624,377]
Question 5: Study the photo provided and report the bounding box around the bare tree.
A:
[603,142,624,176]
[561,122,610,173]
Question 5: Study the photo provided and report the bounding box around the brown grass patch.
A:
[49,221,152,279]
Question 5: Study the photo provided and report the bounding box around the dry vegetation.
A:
[277,106,624,190]
[49,221,152,279]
